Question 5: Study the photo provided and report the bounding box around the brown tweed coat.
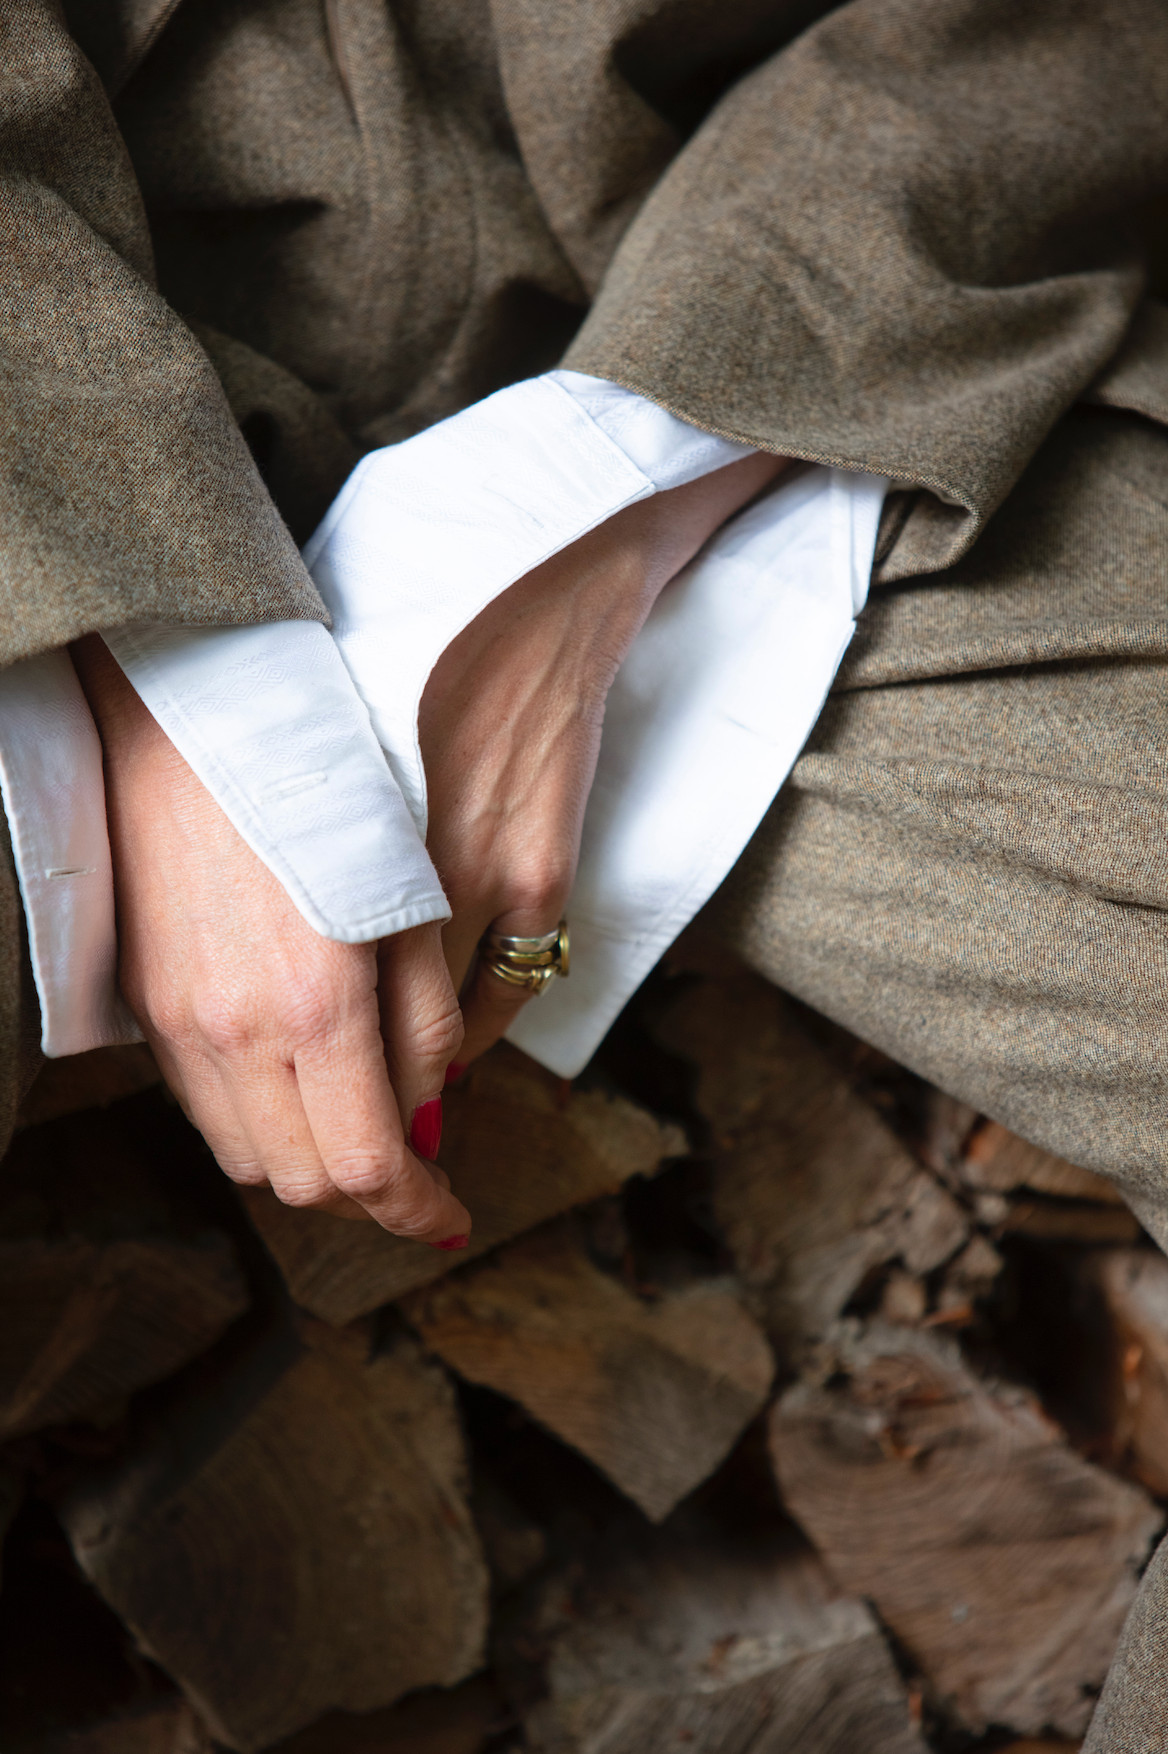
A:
[5,2,1168,1738]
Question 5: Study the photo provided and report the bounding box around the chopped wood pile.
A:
[1,939,1163,1754]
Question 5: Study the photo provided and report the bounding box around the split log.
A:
[769,1323,1161,1738]
[13,1700,212,1753]
[1075,1248,1168,1497]
[652,973,967,1345]
[61,1318,489,1752]
[0,1237,248,1440]
[402,1218,774,1521]
[514,1519,926,1754]
[962,1121,1123,1204]
[0,1105,248,1439]
[243,1045,685,1326]
[16,1045,162,1131]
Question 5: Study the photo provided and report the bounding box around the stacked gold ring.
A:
[479,920,570,995]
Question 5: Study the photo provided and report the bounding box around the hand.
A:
[420,452,788,1063]
[71,636,471,1244]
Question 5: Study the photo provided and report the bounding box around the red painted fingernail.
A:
[410,1096,442,1160]
[444,1062,467,1086]
[431,1233,470,1251]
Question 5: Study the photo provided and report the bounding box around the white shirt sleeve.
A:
[0,372,884,1064]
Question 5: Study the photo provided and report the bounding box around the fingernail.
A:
[431,1233,470,1251]
[444,1061,467,1086]
[410,1096,442,1160]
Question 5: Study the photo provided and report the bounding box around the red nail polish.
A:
[410,1096,442,1160]
[431,1234,470,1251]
[444,1061,467,1086]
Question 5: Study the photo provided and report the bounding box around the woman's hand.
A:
[71,635,471,1245]
[420,451,788,1064]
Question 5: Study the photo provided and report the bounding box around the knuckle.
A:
[144,990,199,1048]
[327,1148,401,1201]
[328,1154,440,1236]
[275,1177,337,1211]
[414,1001,464,1067]
[507,855,572,922]
[215,1158,268,1188]
[188,992,258,1058]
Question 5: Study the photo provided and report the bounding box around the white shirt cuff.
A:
[0,650,140,1055]
[102,618,450,945]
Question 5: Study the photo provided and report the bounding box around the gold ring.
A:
[479,920,570,995]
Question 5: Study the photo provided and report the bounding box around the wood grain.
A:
[963,1121,1124,1204]
[61,1319,489,1752]
[516,1519,926,1754]
[403,1217,773,1520]
[769,1323,1162,1737]
[0,1101,248,1438]
[653,973,967,1345]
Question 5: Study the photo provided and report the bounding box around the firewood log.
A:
[402,1217,774,1521]
[511,1517,926,1754]
[768,1323,1162,1738]
[0,1235,247,1440]
[652,973,967,1345]
[962,1121,1124,1204]
[16,1045,162,1131]
[243,1045,685,1326]
[60,1318,488,1753]
[1075,1248,1168,1498]
[0,1103,248,1439]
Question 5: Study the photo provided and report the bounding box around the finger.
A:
[217,1052,377,1218]
[163,1027,370,1216]
[295,992,472,1243]
[376,922,464,1145]
[457,950,542,1064]
[457,900,567,1065]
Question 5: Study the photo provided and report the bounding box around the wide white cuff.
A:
[103,619,450,945]
[0,650,140,1055]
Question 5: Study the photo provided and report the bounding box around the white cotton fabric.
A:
[507,464,888,1076]
[549,370,757,491]
[0,649,139,1054]
[0,372,884,1070]
[303,374,749,840]
[102,618,449,944]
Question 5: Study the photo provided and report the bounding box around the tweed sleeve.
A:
[0,4,325,671]
[563,0,1168,577]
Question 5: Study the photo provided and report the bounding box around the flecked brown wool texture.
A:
[5,1,1168,1739]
